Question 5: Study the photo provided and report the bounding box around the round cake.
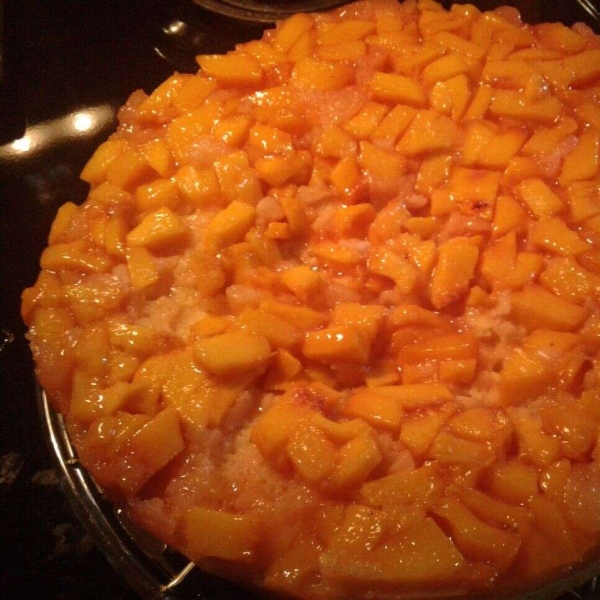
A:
[22,0,600,597]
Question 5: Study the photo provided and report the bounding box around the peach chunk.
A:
[481,232,543,291]
[530,495,581,564]
[343,389,404,431]
[71,378,156,423]
[318,40,367,62]
[513,416,562,468]
[47,202,79,244]
[371,72,426,107]
[320,518,466,587]
[433,498,521,570]
[521,117,578,157]
[397,110,462,156]
[264,533,322,594]
[563,49,600,87]
[449,166,500,207]
[515,178,564,219]
[135,178,181,212]
[41,240,114,274]
[484,462,539,505]
[540,257,595,305]
[203,201,257,250]
[422,54,469,86]
[462,122,526,169]
[237,307,302,349]
[251,397,311,460]
[511,286,589,332]
[287,422,338,483]
[428,431,496,466]
[331,303,386,340]
[292,58,353,91]
[464,83,493,121]
[559,129,600,186]
[516,531,578,581]
[126,208,188,252]
[303,325,371,363]
[214,152,262,205]
[400,403,457,457]
[272,12,314,52]
[371,104,416,143]
[430,239,479,309]
[489,90,563,124]
[492,194,528,238]
[280,266,323,302]
[28,307,75,396]
[368,248,419,294]
[363,383,453,410]
[193,330,271,376]
[499,346,555,406]
[127,247,159,290]
[260,299,327,330]
[197,53,263,87]
[399,332,478,366]
[531,217,591,256]
[328,431,382,491]
[566,181,600,223]
[448,407,497,442]
[360,463,444,507]
[536,22,587,53]
[81,139,129,185]
[184,508,259,561]
[102,407,185,496]
[456,487,531,531]
[159,350,242,429]
[540,404,598,458]
[345,102,388,139]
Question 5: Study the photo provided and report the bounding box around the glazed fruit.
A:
[23,0,600,597]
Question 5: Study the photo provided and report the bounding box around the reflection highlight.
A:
[0,105,114,159]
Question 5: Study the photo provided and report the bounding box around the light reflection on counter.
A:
[163,19,187,36]
[0,105,115,160]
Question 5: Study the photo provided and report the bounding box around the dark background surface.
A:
[0,0,599,598]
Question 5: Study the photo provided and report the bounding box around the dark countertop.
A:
[0,1,598,599]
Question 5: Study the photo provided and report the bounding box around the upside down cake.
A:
[22,0,600,597]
